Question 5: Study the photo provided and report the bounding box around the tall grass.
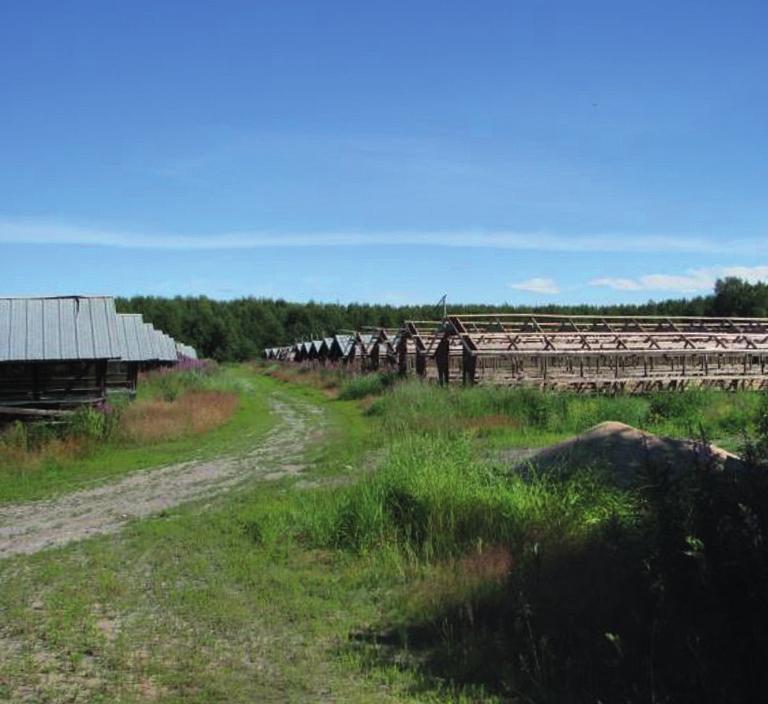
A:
[338,372,397,400]
[300,435,634,560]
[366,381,761,447]
[0,365,242,477]
[120,390,239,443]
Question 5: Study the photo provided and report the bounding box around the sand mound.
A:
[524,421,743,485]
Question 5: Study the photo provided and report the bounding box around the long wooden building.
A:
[273,312,768,392]
[0,296,200,412]
[438,313,768,391]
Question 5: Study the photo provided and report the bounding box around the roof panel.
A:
[135,319,153,359]
[143,323,162,360]
[160,334,177,361]
[74,299,96,358]
[0,296,123,362]
[58,299,78,359]
[117,314,143,361]
[42,299,61,360]
[0,301,10,360]
[26,299,44,360]
[93,299,118,357]
[125,317,141,360]
[9,300,27,360]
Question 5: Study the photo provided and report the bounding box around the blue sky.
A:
[1,1,766,304]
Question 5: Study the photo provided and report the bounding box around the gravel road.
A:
[0,393,324,559]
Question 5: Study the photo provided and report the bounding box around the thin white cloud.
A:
[589,277,644,291]
[0,217,766,254]
[509,277,560,294]
[590,266,768,293]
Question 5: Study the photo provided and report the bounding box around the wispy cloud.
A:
[590,266,768,293]
[1,218,766,254]
[509,277,560,294]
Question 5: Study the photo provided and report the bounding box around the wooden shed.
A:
[176,342,198,360]
[0,296,122,409]
[106,313,155,392]
[141,323,179,370]
[328,334,354,364]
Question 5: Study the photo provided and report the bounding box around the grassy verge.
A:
[0,366,275,503]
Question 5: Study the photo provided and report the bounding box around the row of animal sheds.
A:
[264,332,398,371]
[267,313,768,392]
[0,296,198,413]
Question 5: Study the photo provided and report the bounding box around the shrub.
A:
[68,404,121,442]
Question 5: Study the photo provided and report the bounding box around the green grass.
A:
[338,373,397,400]
[367,381,761,450]
[1,369,766,702]
[299,434,634,560]
[0,366,275,503]
[0,368,420,703]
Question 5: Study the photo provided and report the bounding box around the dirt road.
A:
[0,393,324,559]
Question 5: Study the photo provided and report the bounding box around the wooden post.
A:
[97,360,107,402]
[436,338,450,385]
[462,348,477,385]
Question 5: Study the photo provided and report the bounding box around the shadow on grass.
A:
[345,458,768,703]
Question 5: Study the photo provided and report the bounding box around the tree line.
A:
[116,277,768,361]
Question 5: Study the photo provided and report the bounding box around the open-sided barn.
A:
[396,321,444,380]
[441,313,768,391]
[268,311,768,392]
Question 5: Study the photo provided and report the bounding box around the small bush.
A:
[68,404,121,442]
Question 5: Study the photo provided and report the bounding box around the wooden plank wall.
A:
[0,361,108,408]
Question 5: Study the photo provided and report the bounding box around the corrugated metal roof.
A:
[0,296,122,362]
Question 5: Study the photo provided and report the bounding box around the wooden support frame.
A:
[276,313,768,393]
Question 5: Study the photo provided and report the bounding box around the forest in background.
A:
[116,277,768,361]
